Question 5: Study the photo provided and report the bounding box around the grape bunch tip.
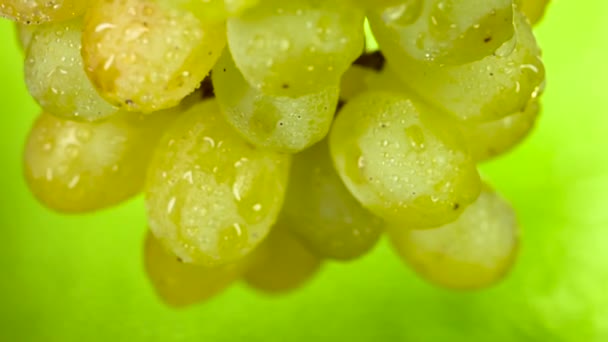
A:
[3,0,550,307]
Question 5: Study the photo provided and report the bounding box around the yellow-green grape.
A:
[25,19,117,122]
[226,0,365,96]
[349,0,405,10]
[516,0,550,25]
[81,0,226,113]
[213,51,338,153]
[339,64,380,102]
[24,109,179,213]
[386,11,544,122]
[144,231,246,308]
[329,91,481,228]
[388,185,519,290]
[166,0,259,22]
[14,22,35,51]
[0,0,87,24]
[244,224,322,294]
[368,0,514,65]
[145,100,290,266]
[282,141,383,261]
[461,100,540,162]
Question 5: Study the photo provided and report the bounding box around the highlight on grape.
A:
[2,0,550,307]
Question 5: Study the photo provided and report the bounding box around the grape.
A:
[144,231,246,307]
[461,100,540,162]
[14,22,34,51]
[0,0,87,24]
[282,141,383,261]
[81,0,226,113]
[368,0,514,65]
[145,100,290,266]
[213,51,338,153]
[166,0,259,22]
[329,91,481,228]
[226,0,365,96]
[388,184,519,290]
[24,108,180,213]
[244,223,322,294]
[25,19,117,122]
[385,10,544,122]
[516,0,551,25]
[350,0,405,10]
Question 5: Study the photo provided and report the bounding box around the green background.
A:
[1,2,607,341]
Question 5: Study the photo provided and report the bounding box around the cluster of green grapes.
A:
[3,0,549,307]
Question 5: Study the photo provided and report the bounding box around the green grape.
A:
[339,64,380,102]
[385,11,544,122]
[329,91,481,228]
[368,0,514,65]
[24,108,180,213]
[282,141,384,261]
[144,231,247,308]
[25,19,117,122]
[244,223,322,294]
[14,22,35,51]
[0,0,88,24]
[461,100,540,162]
[213,51,338,153]
[226,0,365,96]
[516,0,551,25]
[81,0,226,113]
[349,0,406,10]
[145,100,290,266]
[388,184,519,290]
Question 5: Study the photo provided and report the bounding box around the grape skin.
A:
[329,91,481,228]
[244,224,322,294]
[385,10,545,122]
[25,19,117,122]
[14,22,34,51]
[516,0,551,25]
[282,141,384,261]
[144,231,246,307]
[461,100,540,162]
[368,0,514,65]
[388,185,519,290]
[145,100,290,266]
[82,0,226,113]
[213,51,339,153]
[0,0,88,24]
[226,0,365,96]
[24,109,179,213]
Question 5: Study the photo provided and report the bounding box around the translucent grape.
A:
[24,108,180,213]
[461,100,540,162]
[329,91,481,228]
[282,141,384,261]
[339,64,380,102]
[516,0,551,25]
[163,0,259,22]
[388,185,519,290]
[386,10,544,122]
[145,100,290,266]
[213,51,338,153]
[368,0,514,65]
[350,0,405,10]
[244,224,322,294]
[25,19,117,122]
[0,0,88,24]
[14,22,35,51]
[226,0,365,96]
[144,231,246,307]
[82,0,226,113]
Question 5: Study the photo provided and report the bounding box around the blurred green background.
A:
[1,1,608,341]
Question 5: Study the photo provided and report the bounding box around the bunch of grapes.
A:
[3,0,549,307]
